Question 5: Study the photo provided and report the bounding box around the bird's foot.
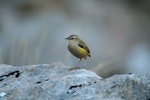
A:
[68,66,81,70]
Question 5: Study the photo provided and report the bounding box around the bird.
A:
[65,35,91,70]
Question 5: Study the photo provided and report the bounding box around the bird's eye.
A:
[71,38,74,40]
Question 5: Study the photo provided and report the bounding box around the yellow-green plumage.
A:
[76,45,89,57]
[66,35,91,59]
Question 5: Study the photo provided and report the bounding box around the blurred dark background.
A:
[0,0,150,78]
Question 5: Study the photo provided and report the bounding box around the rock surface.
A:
[0,62,150,100]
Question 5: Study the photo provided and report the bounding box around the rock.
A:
[0,62,150,100]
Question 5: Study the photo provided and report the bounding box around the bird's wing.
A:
[78,40,90,54]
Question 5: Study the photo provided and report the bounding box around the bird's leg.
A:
[74,59,82,69]
[82,59,86,68]
[69,59,82,70]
